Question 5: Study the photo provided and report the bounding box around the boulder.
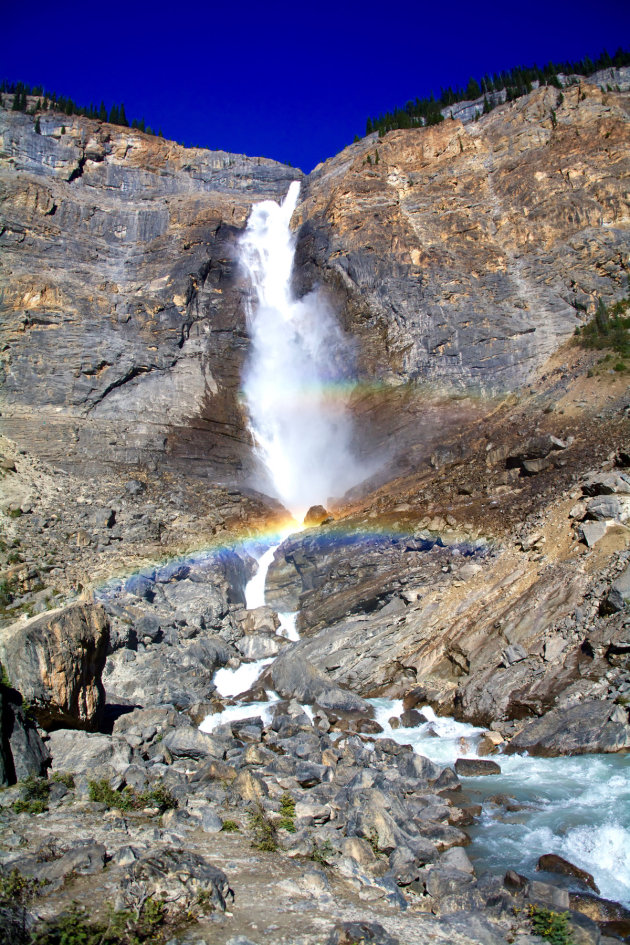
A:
[161,579,227,627]
[47,729,132,775]
[326,921,399,945]
[270,651,368,710]
[604,565,630,612]
[316,687,370,713]
[537,853,599,893]
[582,472,630,496]
[162,726,226,761]
[454,758,501,776]
[236,633,284,660]
[399,708,429,728]
[0,602,109,730]
[304,505,332,527]
[506,700,630,756]
[237,605,279,635]
[579,520,609,547]
[0,675,50,784]
[125,847,233,913]
[586,495,630,522]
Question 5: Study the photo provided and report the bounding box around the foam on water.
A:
[373,699,630,906]
[277,611,299,641]
[369,698,484,766]
[240,181,369,519]
[245,544,281,610]
[212,658,273,698]
[199,695,280,734]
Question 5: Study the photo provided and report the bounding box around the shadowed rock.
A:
[0,602,109,730]
[537,853,599,893]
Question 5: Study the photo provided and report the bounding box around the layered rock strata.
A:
[0,108,300,484]
[296,81,630,399]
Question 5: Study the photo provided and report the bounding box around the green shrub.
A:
[88,779,177,814]
[31,897,168,945]
[12,776,50,814]
[574,296,630,357]
[278,792,296,832]
[249,806,277,852]
[220,819,240,832]
[528,905,575,944]
[0,868,43,945]
[51,771,75,789]
[309,839,334,866]
[0,580,15,610]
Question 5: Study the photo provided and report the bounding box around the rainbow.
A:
[93,514,490,600]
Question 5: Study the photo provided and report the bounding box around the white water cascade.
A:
[240,181,365,520]
[200,528,300,730]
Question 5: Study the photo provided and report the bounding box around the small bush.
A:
[309,839,334,866]
[221,819,240,832]
[278,792,296,833]
[0,867,43,944]
[12,776,50,814]
[574,296,630,358]
[249,806,277,852]
[51,771,75,789]
[528,905,575,944]
[0,580,15,610]
[88,779,177,814]
[31,897,168,945]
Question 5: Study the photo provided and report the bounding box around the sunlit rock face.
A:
[295,81,630,392]
[0,108,301,484]
[1,78,629,492]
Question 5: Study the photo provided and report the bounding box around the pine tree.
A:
[119,103,128,126]
[466,77,481,100]
[99,101,107,121]
[108,104,119,124]
[35,117,41,134]
[366,117,373,135]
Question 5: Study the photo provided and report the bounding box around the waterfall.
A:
[240,181,363,520]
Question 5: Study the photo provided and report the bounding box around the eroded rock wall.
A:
[0,109,300,484]
[295,81,630,395]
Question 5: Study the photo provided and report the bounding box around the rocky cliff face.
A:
[296,80,629,393]
[0,109,300,486]
[2,80,628,492]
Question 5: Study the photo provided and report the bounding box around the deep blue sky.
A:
[3,1,629,172]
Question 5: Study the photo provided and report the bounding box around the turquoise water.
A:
[368,699,630,906]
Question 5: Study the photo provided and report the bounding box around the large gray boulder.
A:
[0,668,50,784]
[506,700,630,756]
[270,651,369,711]
[47,729,132,776]
[605,565,630,612]
[0,602,109,730]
